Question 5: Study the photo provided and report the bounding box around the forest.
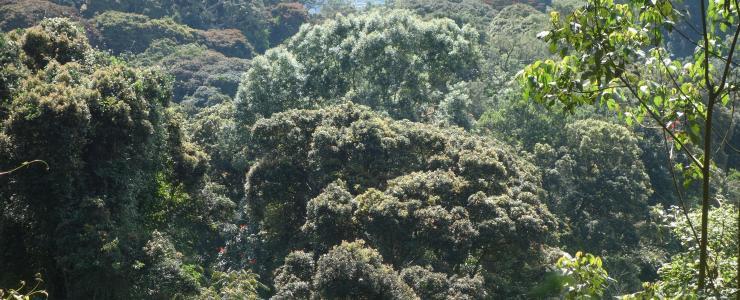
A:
[0,0,737,299]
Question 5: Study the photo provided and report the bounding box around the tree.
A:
[476,91,568,150]
[621,203,738,298]
[188,102,250,200]
[234,9,483,126]
[135,231,201,299]
[272,240,486,299]
[434,82,478,129]
[391,0,497,30]
[132,40,251,103]
[222,103,558,297]
[313,240,416,299]
[310,0,359,18]
[235,48,307,123]
[0,0,79,32]
[519,0,740,291]
[53,0,309,52]
[272,241,418,299]
[0,19,207,298]
[536,119,653,251]
[20,17,89,68]
[400,265,486,299]
[476,3,557,144]
[196,269,263,299]
[89,11,253,57]
[529,119,654,292]
[268,2,310,46]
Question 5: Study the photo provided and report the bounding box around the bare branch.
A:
[0,160,50,176]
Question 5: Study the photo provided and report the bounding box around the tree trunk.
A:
[697,94,714,291]
[697,0,713,290]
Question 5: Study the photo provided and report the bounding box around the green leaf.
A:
[688,123,702,144]
[653,95,663,106]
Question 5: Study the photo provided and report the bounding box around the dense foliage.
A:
[633,204,739,298]
[0,18,237,299]
[0,0,737,298]
[90,11,254,58]
[520,0,739,294]
[235,10,482,125]
[222,103,557,296]
[131,41,251,106]
[54,0,309,52]
[0,0,79,32]
[392,0,498,29]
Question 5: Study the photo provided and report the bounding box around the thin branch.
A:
[667,10,740,67]
[657,49,706,119]
[715,91,737,156]
[618,75,704,169]
[0,160,49,176]
[716,19,740,95]
[700,2,714,94]
[661,129,700,243]
[574,85,629,95]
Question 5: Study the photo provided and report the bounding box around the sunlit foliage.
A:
[235,10,482,125]
[223,103,557,297]
[0,18,223,299]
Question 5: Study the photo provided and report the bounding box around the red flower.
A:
[249,258,257,265]
[218,247,225,254]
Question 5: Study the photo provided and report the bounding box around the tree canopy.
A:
[0,0,737,298]
[222,103,557,297]
[235,10,482,125]
[0,18,232,299]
